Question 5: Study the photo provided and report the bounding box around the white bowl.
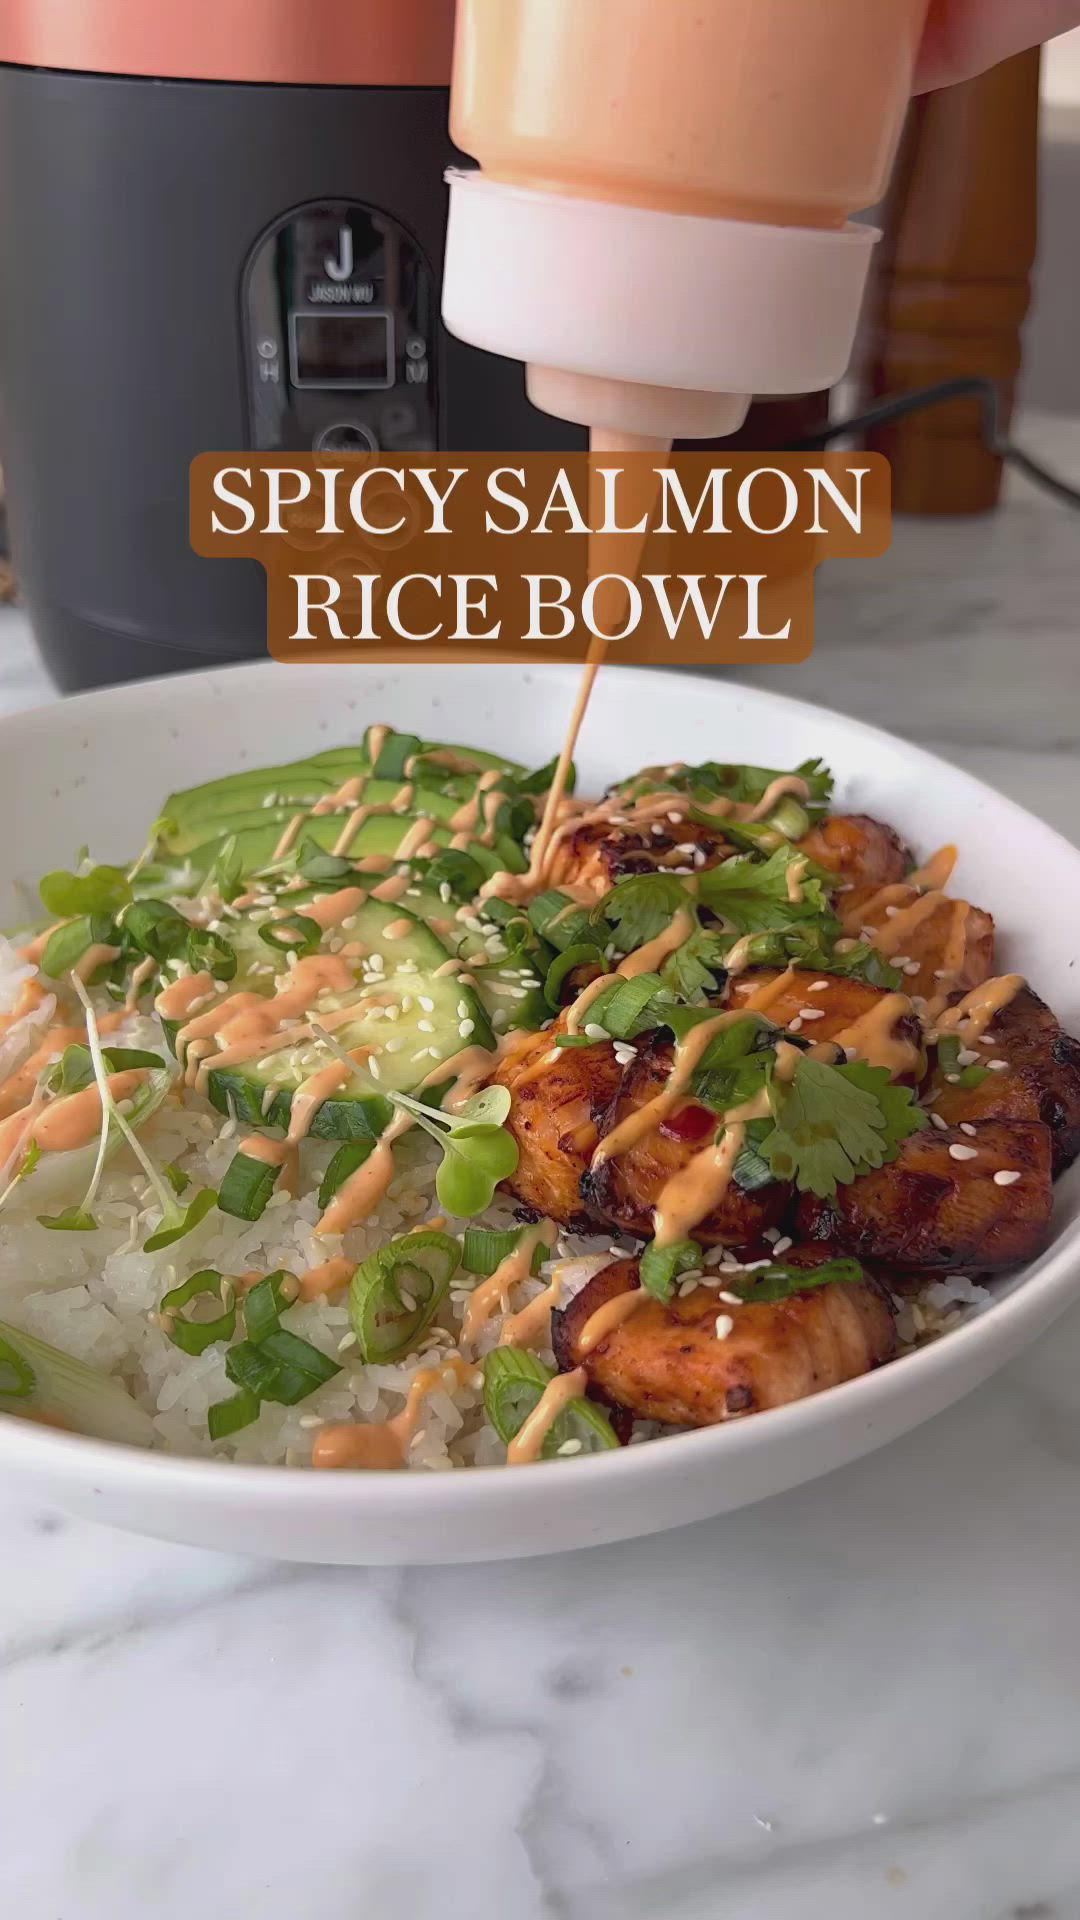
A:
[2,660,1078,1565]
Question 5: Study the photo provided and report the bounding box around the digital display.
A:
[290,312,394,389]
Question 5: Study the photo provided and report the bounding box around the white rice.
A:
[0,939,613,1469]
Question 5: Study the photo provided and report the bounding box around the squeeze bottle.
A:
[442,0,931,441]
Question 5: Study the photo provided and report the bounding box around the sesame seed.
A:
[930,1112,948,1130]
[459,1019,475,1038]
[959,1122,977,1137]
[956,1048,979,1067]
[808,981,830,994]
[557,1438,584,1456]
[994,1169,1022,1186]
[903,961,921,977]
[298,1414,323,1430]
[788,1016,804,1034]
[368,1056,381,1079]
[419,996,435,1013]
[439,883,452,904]
[798,1008,826,1022]
[714,1314,734,1340]
[987,1059,1009,1072]
[892,955,912,967]
[885,905,901,918]
[584,1023,608,1041]
[457,1001,471,1018]
[417,1019,435,1034]
[772,1235,793,1256]
[717,1291,743,1306]
[949,1143,978,1161]
[667,811,682,824]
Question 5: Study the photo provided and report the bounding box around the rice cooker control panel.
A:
[243,202,439,453]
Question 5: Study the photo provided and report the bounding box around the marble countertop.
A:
[2,445,1080,1920]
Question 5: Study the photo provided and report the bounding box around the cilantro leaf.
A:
[598,875,692,955]
[659,923,729,998]
[760,1054,927,1197]
[697,846,833,934]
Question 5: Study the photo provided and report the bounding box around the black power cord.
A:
[791,376,1080,510]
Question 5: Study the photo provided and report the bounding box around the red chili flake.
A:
[661,1103,716,1144]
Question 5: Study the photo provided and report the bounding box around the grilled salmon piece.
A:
[797,814,910,892]
[928,986,1080,1175]
[796,1118,1052,1271]
[552,1253,896,1428]
[547,815,729,900]
[489,1018,623,1231]
[729,969,924,1077]
[844,887,996,1004]
[582,1032,791,1247]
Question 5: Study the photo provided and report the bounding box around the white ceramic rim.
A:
[1,661,1078,1523]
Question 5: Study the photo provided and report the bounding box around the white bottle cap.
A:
[443,169,879,440]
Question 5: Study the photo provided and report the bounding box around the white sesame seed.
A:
[458,1019,475,1039]
[903,961,922,977]
[808,981,830,994]
[417,1019,435,1034]
[930,1112,948,1130]
[457,1001,471,1018]
[298,1414,323,1430]
[987,1059,1009,1072]
[772,1235,793,1256]
[584,1023,608,1041]
[949,1143,978,1161]
[994,1169,1022,1186]
[798,1008,826,1022]
[557,1438,583,1456]
[367,1056,381,1079]
[891,955,911,967]
[714,1314,735,1340]
[788,1016,804,1034]
[885,905,901,918]
[439,883,452,904]
[956,1048,979,1067]
[419,996,435,1013]
[717,1291,743,1306]
[959,1122,977,1137]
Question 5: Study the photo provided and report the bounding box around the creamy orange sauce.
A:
[750,774,811,822]
[286,1061,353,1142]
[656,1118,749,1246]
[0,1021,84,1121]
[155,971,219,1023]
[785,857,808,905]
[500,1268,564,1351]
[297,1257,355,1303]
[315,1109,412,1237]
[299,887,368,931]
[909,845,958,893]
[71,942,121,982]
[312,1356,475,1471]
[0,1068,148,1161]
[577,1287,647,1355]
[861,889,946,958]
[934,974,1025,1044]
[507,1366,589,1466]
[830,993,922,1078]
[565,904,695,1033]
[592,1009,747,1165]
[124,955,158,1011]
[741,966,799,1013]
[460,1219,558,1348]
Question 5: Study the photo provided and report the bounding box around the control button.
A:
[405,336,427,361]
[256,336,278,360]
[314,421,379,453]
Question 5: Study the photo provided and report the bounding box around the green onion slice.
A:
[243,1270,299,1345]
[348,1231,461,1364]
[0,1333,36,1398]
[729,1257,864,1304]
[318,1138,377,1209]
[461,1225,545,1279]
[543,943,606,1011]
[160,1270,237,1356]
[218,1148,281,1222]
[639,1239,703,1302]
[482,1349,619,1458]
[225,1329,340,1405]
[937,1034,991,1089]
[208,1387,261,1442]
